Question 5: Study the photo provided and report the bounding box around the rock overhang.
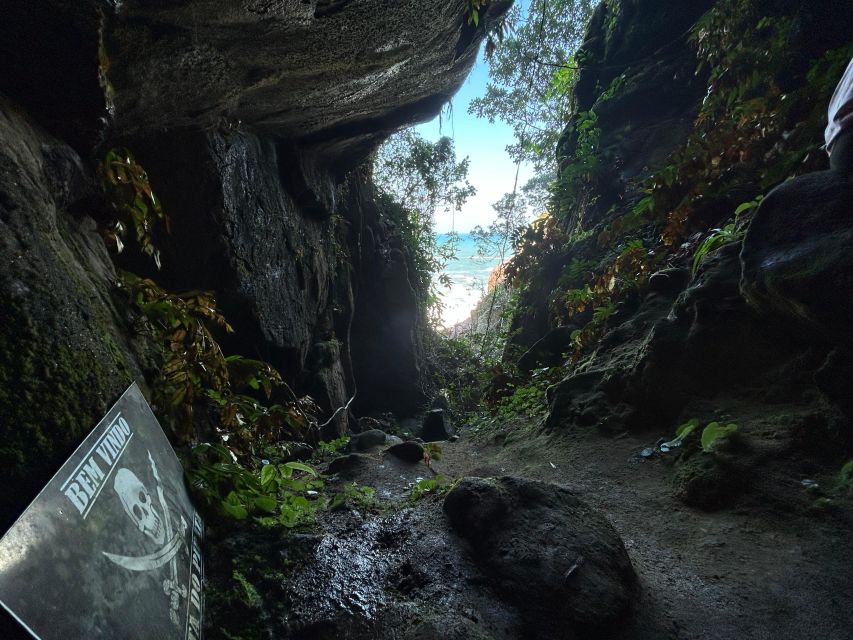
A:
[104,0,513,165]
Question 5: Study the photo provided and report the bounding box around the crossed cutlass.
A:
[103,451,186,573]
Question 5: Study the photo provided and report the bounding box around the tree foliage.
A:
[469,0,599,177]
[373,130,475,324]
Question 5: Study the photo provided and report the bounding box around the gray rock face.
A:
[117,128,357,435]
[116,127,434,433]
[443,477,636,638]
[0,98,145,528]
[105,0,512,164]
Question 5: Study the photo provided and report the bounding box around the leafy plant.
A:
[374,131,475,326]
[661,419,700,450]
[552,110,602,218]
[120,273,319,452]
[231,570,262,609]
[558,258,597,289]
[187,443,324,527]
[467,0,486,27]
[407,474,451,502]
[837,460,853,494]
[691,197,761,274]
[492,365,563,418]
[316,436,351,458]
[327,482,378,511]
[423,442,442,467]
[469,0,598,176]
[98,148,170,268]
[119,272,233,439]
[700,422,738,453]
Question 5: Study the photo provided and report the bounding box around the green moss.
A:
[0,284,129,527]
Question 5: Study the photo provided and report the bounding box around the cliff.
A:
[504,0,853,508]
[0,0,510,527]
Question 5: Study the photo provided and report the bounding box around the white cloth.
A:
[825,57,853,154]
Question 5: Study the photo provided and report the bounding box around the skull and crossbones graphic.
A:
[103,452,188,626]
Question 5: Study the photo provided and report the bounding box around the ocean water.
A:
[434,233,508,327]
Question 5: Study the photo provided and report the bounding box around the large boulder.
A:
[740,169,853,344]
[443,477,636,639]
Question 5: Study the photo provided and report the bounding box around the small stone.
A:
[346,429,388,452]
[386,441,425,464]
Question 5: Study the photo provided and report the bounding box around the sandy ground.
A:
[431,423,853,640]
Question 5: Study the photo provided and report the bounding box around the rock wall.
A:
[0,99,145,529]
[504,0,853,507]
[0,0,510,526]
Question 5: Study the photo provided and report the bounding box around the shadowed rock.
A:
[443,476,636,639]
[422,409,453,442]
[385,441,425,464]
[740,170,853,344]
[347,429,390,452]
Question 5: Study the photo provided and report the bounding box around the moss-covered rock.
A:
[673,450,748,511]
[0,99,143,529]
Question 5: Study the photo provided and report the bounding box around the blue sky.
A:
[415,52,535,233]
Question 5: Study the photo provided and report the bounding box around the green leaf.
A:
[221,494,248,520]
[676,418,700,437]
[661,418,699,449]
[260,463,277,487]
[283,461,318,477]
[279,509,299,527]
[328,493,347,510]
[252,495,277,513]
[701,422,738,452]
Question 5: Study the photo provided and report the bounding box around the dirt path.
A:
[433,424,853,640]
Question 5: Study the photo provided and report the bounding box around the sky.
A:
[415,52,535,234]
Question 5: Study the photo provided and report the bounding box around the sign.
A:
[0,383,204,639]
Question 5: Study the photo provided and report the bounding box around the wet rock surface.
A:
[444,476,636,638]
[279,505,521,640]
[206,447,637,640]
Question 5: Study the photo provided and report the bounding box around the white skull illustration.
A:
[114,468,165,545]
